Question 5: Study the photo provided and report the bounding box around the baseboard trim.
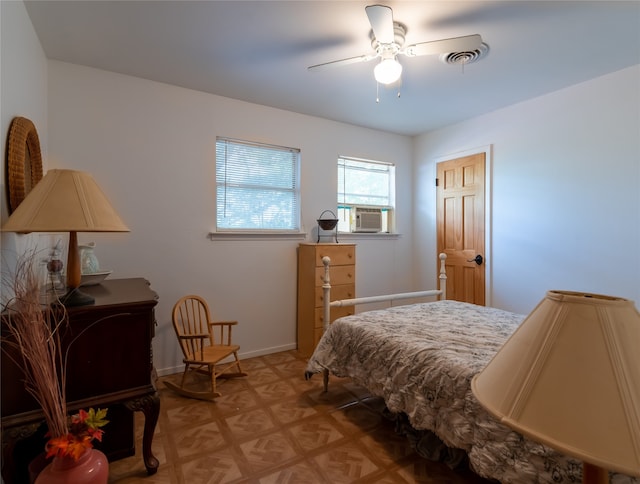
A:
[155,343,299,377]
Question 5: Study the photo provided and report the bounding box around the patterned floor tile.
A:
[108,463,177,484]
[304,383,361,411]
[342,381,375,400]
[260,352,299,366]
[165,401,214,428]
[223,408,277,439]
[257,459,328,484]
[357,426,418,467]
[287,414,346,452]
[313,441,381,483]
[252,380,297,403]
[269,397,319,425]
[271,358,308,379]
[285,374,325,394]
[238,356,268,371]
[108,350,492,484]
[364,471,412,483]
[172,421,228,459]
[211,389,260,416]
[397,456,488,483]
[330,402,385,435]
[179,448,245,484]
[162,371,212,396]
[214,375,252,394]
[239,430,299,473]
[247,366,283,386]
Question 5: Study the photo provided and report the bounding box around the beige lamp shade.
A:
[1,169,129,233]
[471,290,640,478]
[2,169,129,306]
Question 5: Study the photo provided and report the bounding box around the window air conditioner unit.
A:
[353,207,383,233]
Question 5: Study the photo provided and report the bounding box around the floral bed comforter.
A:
[305,300,638,484]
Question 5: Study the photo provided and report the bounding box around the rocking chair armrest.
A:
[209,321,239,327]
[178,333,210,340]
[207,321,238,346]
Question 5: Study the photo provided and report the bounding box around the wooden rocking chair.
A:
[165,295,247,400]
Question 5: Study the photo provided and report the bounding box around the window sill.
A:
[336,232,401,240]
[209,231,308,241]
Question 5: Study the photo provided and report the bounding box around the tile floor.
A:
[108,350,492,483]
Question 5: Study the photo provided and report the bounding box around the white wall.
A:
[46,61,415,374]
[0,1,48,164]
[414,65,640,314]
[0,0,49,260]
[5,0,638,374]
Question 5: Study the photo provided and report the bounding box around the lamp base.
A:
[59,288,95,307]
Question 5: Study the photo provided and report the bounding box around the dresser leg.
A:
[125,392,160,475]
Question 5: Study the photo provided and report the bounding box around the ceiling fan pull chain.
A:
[376,82,380,103]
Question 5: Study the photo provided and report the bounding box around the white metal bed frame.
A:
[317,252,448,391]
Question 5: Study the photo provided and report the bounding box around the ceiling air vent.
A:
[440,42,489,66]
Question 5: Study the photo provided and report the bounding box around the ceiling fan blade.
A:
[365,5,394,44]
[404,34,482,57]
[308,53,377,71]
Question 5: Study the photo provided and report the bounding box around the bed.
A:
[304,254,638,484]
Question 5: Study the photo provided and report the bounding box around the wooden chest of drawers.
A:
[297,243,355,357]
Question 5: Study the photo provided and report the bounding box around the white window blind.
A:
[338,156,394,207]
[216,138,300,231]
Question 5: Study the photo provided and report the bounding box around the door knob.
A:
[467,254,483,265]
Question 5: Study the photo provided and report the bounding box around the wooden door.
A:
[437,153,485,305]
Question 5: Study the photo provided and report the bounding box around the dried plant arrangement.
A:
[1,251,108,460]
[2,251,69,438]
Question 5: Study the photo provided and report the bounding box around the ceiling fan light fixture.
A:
[374,57,402,85]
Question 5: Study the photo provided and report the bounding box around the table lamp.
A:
[472,290,640,483]
[1,169,129,306]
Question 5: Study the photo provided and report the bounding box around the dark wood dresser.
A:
[1,278,160,484]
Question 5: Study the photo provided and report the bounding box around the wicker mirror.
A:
[6,116,43,213]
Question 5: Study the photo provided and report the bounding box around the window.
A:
[337,156,395,233]
[216,137,300,232]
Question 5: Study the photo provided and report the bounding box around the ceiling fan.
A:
[308,4,483,85]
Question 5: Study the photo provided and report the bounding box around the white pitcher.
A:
[79,242,100,274]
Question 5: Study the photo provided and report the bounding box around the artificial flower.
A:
[45,407,109,460]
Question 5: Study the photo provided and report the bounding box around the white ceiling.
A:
[24,1,640,136]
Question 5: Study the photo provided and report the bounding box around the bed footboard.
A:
[321,252,447,333]
[315,253,447,391]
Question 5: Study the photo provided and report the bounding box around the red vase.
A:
[34,448,108,484]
